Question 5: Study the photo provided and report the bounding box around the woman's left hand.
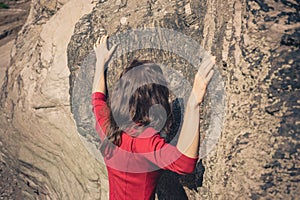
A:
[93,35,117,64]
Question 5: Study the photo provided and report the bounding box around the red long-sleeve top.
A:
[92,92,198,200]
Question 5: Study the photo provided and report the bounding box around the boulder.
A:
[0,0,299,199]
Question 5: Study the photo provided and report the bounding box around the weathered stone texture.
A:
[69,0,299,199]
[197,0,300,199]
[1,0,108,199]
[0,0,299,199]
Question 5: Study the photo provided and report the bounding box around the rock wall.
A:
[0,0,31,92]
[197,0,299,199]
[0,0,299,199]
[0,0,108,199]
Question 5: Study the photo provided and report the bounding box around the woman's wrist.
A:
[187,93,200,109]
[96,60,105,68]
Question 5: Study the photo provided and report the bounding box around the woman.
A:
[92,35,215,199]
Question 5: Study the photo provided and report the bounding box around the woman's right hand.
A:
[93,35,117,65]
[190,55,215,106]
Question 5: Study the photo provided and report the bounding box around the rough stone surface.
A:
[0,0,108,199]
[0,0,31,47]
[68,0,300,199]
[0,0,31,94]
[196,0,300,199]
[68,0,223,199]
[0,0,299,199]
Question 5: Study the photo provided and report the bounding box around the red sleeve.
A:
[150,134,198,174]
[135,131,198,175]
[92,92,110,140]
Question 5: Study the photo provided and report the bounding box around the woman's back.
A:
[92,91,197,200]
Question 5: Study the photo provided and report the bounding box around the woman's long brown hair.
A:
[101,59,173,157]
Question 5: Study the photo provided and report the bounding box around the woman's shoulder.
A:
[129,127,168,153]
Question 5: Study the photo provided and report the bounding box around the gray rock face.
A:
[195,0,300,199]
[68,1,217,199]
[68,0,300,199]
[0,0,299,199]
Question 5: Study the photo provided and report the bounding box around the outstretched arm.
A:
[92,35,117,94]
[176,55,215,158]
